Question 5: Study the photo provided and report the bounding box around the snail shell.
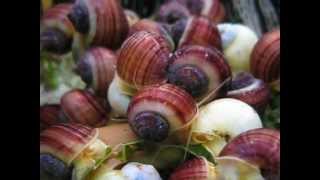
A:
[172,16,222,50]
[129,19,175,51]
[155,1,191,25]
[179,0,226,23]
[40,123,98,166]
[167,45,231,102]
[60,89,109,127]
[75,47,117,96]
[40,104,67,131]
[116,31,171,95]
[227,72,271,114]
[250,29,280,91]
[40,3,75,55]
[217,23,258,74]
[128,83,198,142]
[192,98,262,155]
[69,0,129,49]
[169,156,217,180]
[220,128,280,180]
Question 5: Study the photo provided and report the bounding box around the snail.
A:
[154,1,191,25]
[127,83,198,143]
[40,123,138,180]
[40,3,75,55]
[60,89,110,127]
[124,9,140,27]
[227,72,271,114]
[169,156,265,180]
[171,16,222,50]
[75,47,117,97]
[40,104,68,131]
[192,98,263,155]
[107,31,171,117]
[68,0,129,55]
[128,19,175,51]
[250,29,280,91]
[217,23,259,75]
[167,45,231,103]
[159,0,225,24]
[169,156,217,180]
[220,128,280,180]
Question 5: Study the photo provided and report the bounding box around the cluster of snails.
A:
[40,0,280,179]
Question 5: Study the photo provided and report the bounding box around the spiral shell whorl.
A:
[168,45,231,101]
[128,84,197,142]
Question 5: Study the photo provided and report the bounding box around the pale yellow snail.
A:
[217,23,258,75]
[191,98,263,156]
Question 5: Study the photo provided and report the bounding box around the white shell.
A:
[192,98,262,155]
[107,78,131,118]
[121,162,162,180]
[218,23,258,74]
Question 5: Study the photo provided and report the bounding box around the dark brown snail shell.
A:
[220,128,280,180]
[167,45,231,102]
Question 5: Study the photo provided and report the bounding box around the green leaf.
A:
[187,144,215,164]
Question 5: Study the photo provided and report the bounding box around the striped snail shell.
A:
[60,89,109,127]
[250,29,280,91]
[169,156,217,180]
[40,3,75,55]
[128,19,175,51]
[220,128,280,180]
[167,45,231,103]
[116,31,172,95]
[171,16,222,50]
[75,47,117,97]
[128,83,198,143]
[40,123,98,180]
[68,0,129,50]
